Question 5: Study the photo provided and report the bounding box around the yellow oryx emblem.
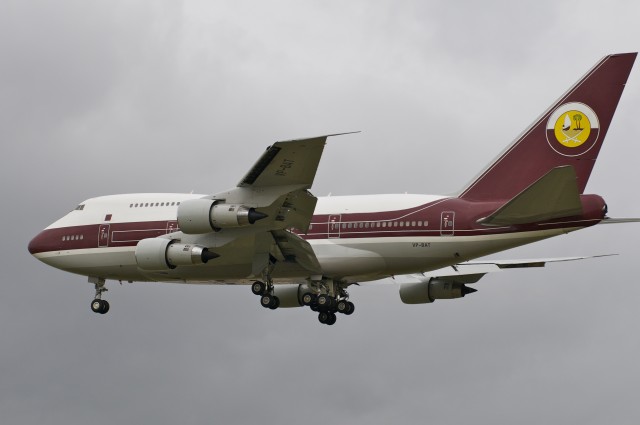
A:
[546,102,599,157]
[553,110,591,148]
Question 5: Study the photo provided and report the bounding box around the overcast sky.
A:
[3,1,640,424]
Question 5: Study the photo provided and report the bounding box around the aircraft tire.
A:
[91,299,102,313]
[269,296,280,310]
[252,281,266,296]
[317,294,334,311]
[337,300,349,314]
[100,300,110,314]
[260,294,273,308]
[302,292,315,306]
[345,302,354,315]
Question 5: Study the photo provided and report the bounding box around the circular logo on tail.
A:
[546,102,599,157]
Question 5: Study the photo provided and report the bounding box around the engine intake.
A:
[399,279,477,304]
[135,238,219,271]
[177,199,267,234]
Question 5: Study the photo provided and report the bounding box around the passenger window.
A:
[365,223,370,228]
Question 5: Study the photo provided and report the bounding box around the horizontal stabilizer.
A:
[598,217,640,224]
[478,166,583,226]
[390,254,616,286]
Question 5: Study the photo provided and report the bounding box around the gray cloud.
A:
[3,1,640,424]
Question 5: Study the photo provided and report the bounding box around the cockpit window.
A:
[75,204,85,211]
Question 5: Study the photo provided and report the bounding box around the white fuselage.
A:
[30,193,584,285]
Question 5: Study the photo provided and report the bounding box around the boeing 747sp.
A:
[29,53,638,325]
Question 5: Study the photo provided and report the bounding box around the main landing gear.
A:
[89,277,110,315]
[302,291,354,326]
[251,277,355,326]
[251,280,280,310]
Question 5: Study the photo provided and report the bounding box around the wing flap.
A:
[271,230,322,274]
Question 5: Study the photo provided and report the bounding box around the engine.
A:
[177,199,268,234]
[399,279,477,304]
[135,238,219,271]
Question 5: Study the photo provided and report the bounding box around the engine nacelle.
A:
[399,279,477,304]
[135,238,219,271]
[272,284,305,308]
[177,199,267,234]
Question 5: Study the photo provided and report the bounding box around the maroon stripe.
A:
[28,195,605,255]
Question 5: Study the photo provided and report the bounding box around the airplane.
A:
[28,53,638,325]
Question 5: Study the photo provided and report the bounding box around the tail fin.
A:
[459,53,637,202]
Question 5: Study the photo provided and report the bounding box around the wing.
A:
[211,132,356,233]
[393,255,614,304]
[180,133,356,279]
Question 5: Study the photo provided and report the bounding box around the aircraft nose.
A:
[28,230,51,256]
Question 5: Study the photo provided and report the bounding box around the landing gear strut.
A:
[251,264,281,310]
[89,277,109,315]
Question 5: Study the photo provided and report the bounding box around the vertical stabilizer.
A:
[459,53,636,202]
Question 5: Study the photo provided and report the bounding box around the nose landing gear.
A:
[89,277,110,315]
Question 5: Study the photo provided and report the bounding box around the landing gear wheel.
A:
[318,311,337,325]
[317,294,335,311]
[337,300,349,314]
[91,299,109,314]
[91,299,102,313]
[302,292,316,306]
[344,301,354,315]
[261,294,273,308]
[252,281,266,295]
[269,296,280,310]
[100,300,110,314]
[260,294,280,310]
